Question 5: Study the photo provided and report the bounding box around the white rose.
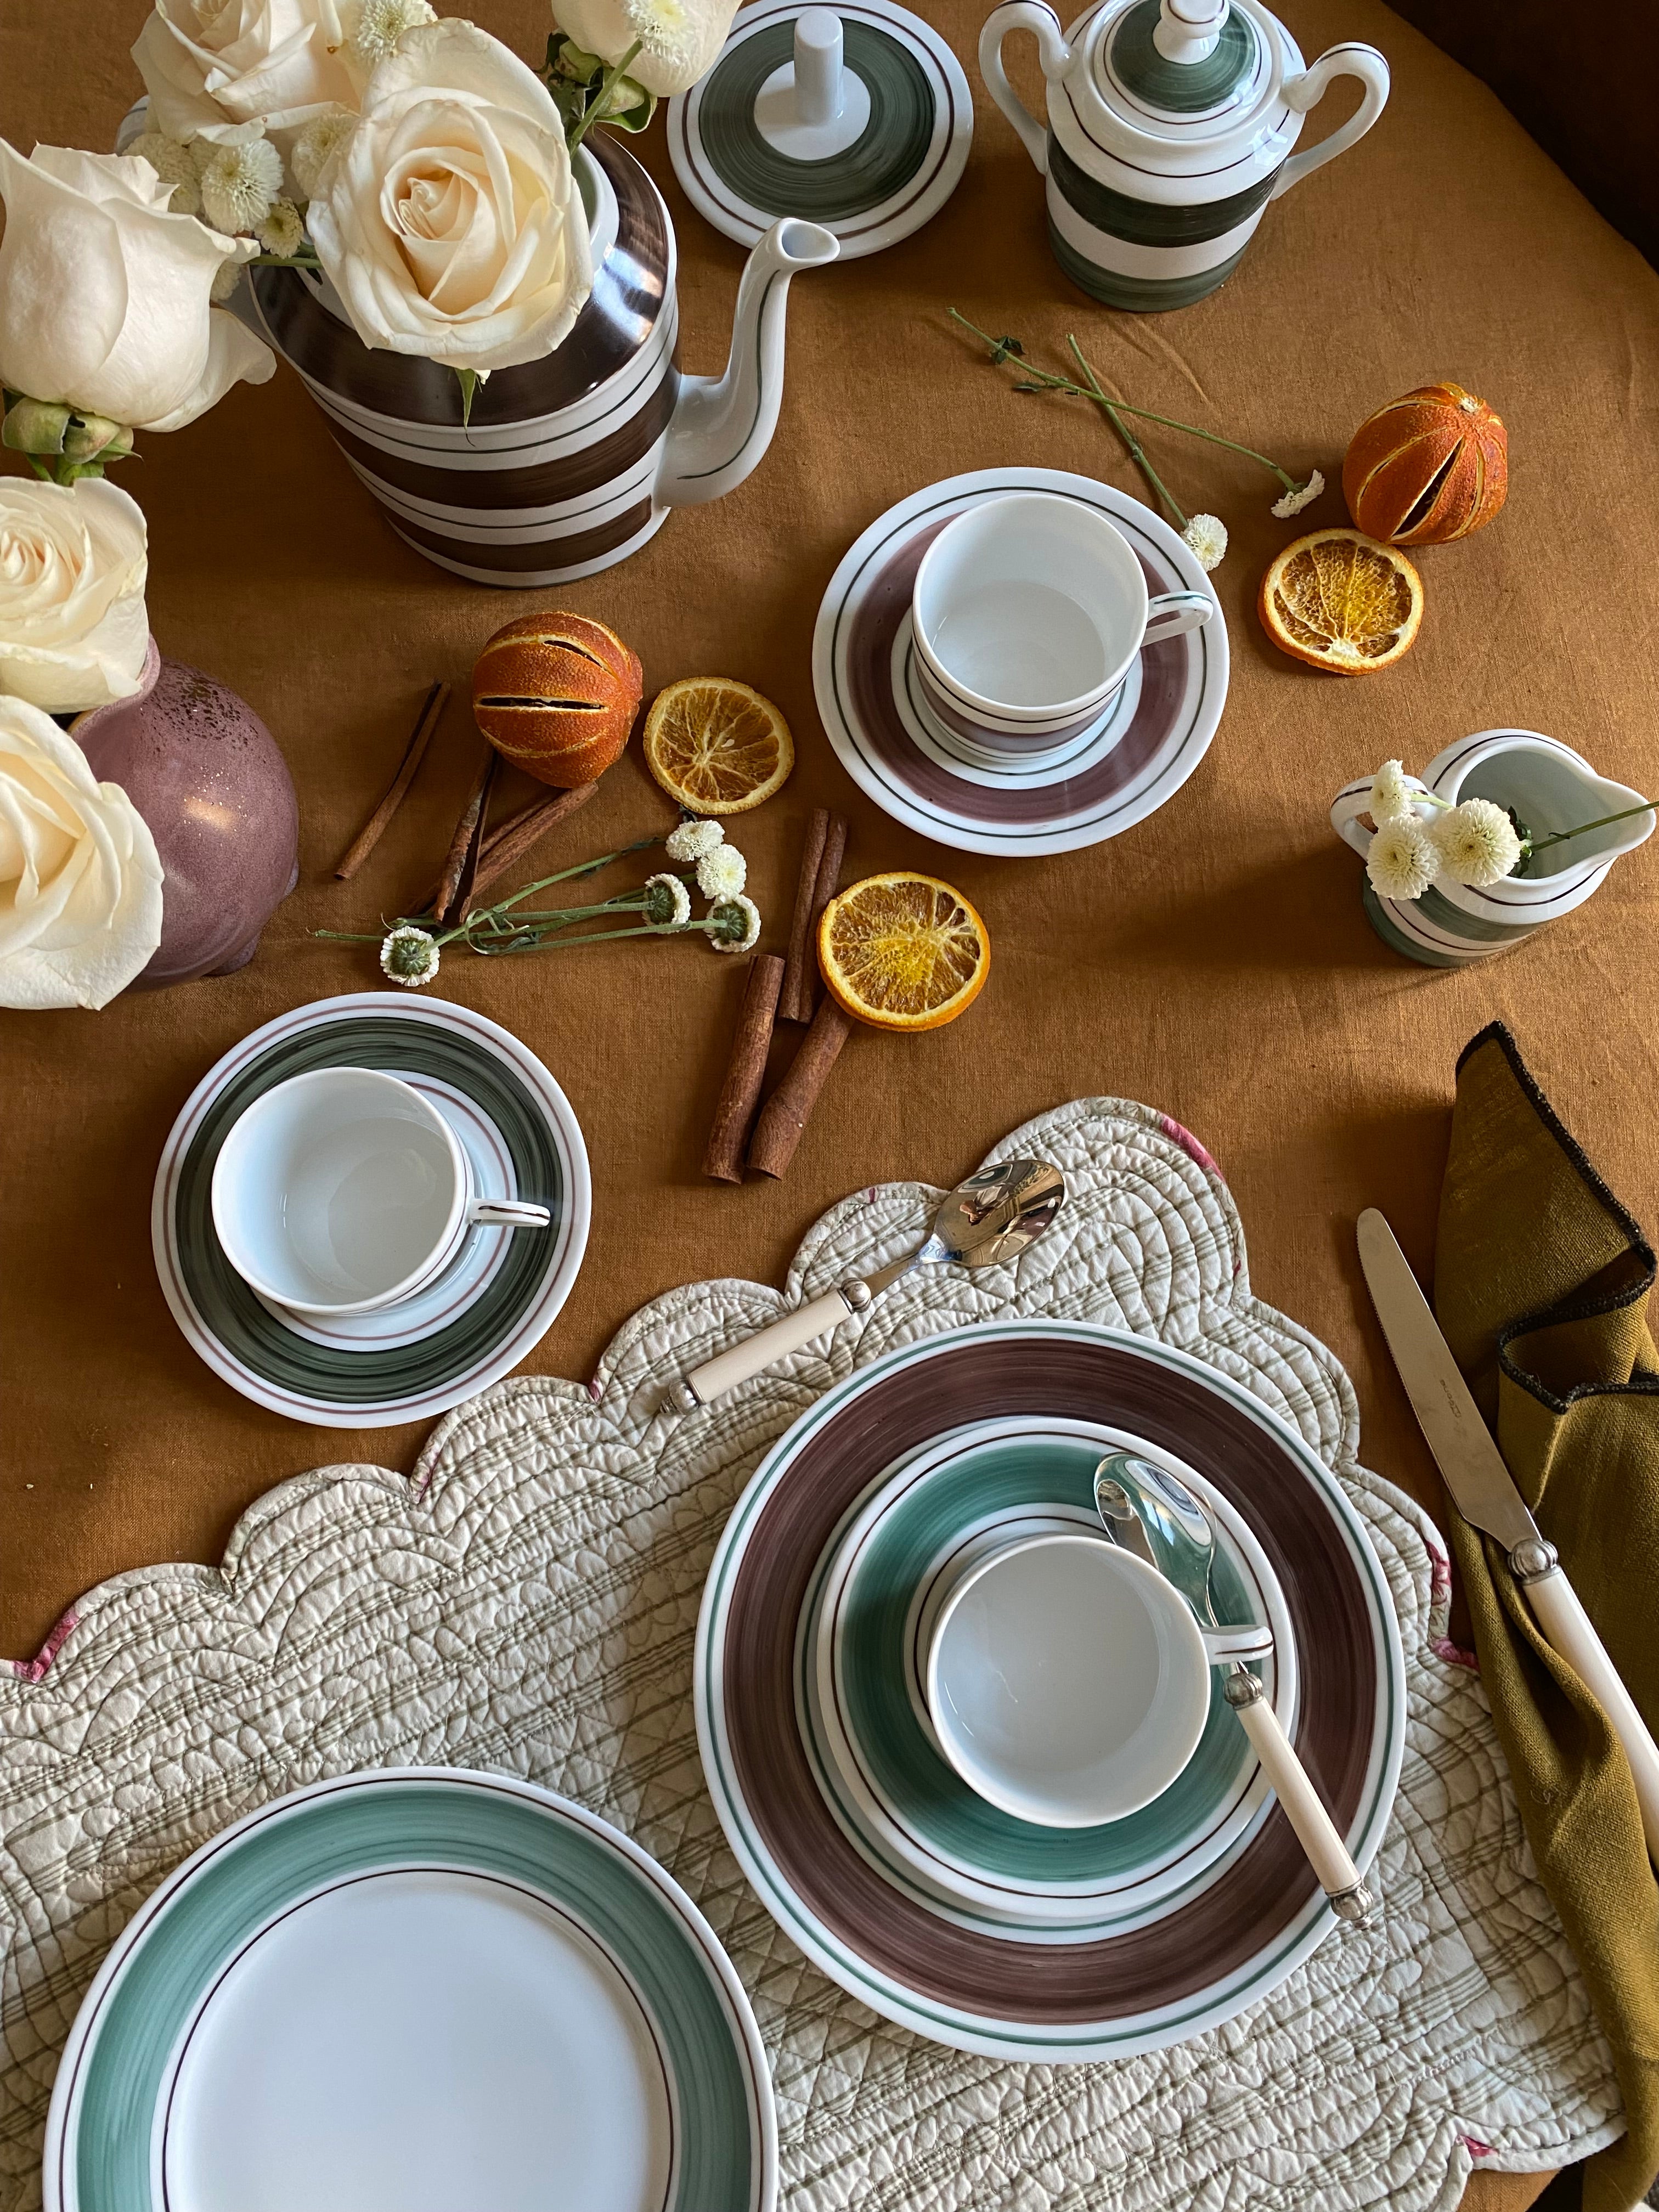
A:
[131,0,360,143]
[0,143,275,432]
[554,0,738,96]
[0,695,164,1010]
[0,480,150,714]
[307,20,593,375]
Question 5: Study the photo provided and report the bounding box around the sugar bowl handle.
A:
[1271,43,1390,200]
[979,0,1071,176]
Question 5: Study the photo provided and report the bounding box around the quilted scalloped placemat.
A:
[0,1097,1623,2210]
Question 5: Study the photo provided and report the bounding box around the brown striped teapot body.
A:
[250,135,837,587]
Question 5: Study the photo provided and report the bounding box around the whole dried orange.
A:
[1258,529,1424,675]
[1343,382,1506,545]
[818,872,989,1032]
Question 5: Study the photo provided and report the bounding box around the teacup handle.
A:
[470,1198,552,1229]
[1143,590,1214,646]
[1270,44,1390,201]
[1200,1621,1274,1662]
[979,0,1071,176]
[1330,772,1429,859]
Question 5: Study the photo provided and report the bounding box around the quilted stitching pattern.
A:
[0,1098,1623,2209]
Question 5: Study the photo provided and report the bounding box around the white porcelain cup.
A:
[910,492,1213,755]
[211,1066,551,1317]
[924,1530,1221,1827]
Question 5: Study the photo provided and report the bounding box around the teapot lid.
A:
[1086,0,1289,156]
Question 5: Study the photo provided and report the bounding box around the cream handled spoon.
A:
[1094,1452,1375,1927]
[667,1159,1064,1410]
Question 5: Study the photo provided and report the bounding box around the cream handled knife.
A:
[1357,1207,1659,1863]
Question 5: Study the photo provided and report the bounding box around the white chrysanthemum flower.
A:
[1182,512,1228,572]
[1429,798,1523,888]
[127,129,201,216]
[291,109,356,200]
[347,0,437,67]
[1368,759,1414,823]
[710,894,761,952]
[664,816,724,862]
[380,924,441,987]
[210,258,244,303]
[554,0,739,96]
[1271,470,1324,519]
[256,198,305,258]
[641,872,692,931]
[194,133,283,234]
[697,844,747,901]
[1367,817,1439,902]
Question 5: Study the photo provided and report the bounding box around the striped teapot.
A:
[979,0,1388,312]
[249,135,837,588]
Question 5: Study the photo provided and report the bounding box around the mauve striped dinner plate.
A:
[695,1321,1404,2059]
[811,469,1228,857]
[151,996,590,1428]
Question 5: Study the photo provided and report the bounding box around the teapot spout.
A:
[659,218,839,509]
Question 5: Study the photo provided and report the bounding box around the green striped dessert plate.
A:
[150,995,590,1427]
[798,1417,1297,1936]
[44,1769,775,2212]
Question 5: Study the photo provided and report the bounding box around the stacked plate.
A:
[151,995,590,1427]
[45,1770,776,2212]
[697,1320,1404,2058]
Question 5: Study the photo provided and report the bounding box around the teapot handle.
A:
[979,0,1072,177]
[1269,43,1390,200]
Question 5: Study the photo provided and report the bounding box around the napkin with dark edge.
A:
[1435,1022,1659,2212]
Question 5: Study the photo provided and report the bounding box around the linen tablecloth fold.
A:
[1435,1021,1659,2212]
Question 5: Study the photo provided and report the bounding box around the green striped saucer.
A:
[668,0,972,257]
[799,1418,1296,1937]
[150,994,590,1428]
[44,1770,775,2212]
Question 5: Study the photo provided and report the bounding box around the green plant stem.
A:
[1526,800,1657,854]
[567,38,642,151]
[476,918,733,954]
[249,252,322,269]
[1064,336,1189,530]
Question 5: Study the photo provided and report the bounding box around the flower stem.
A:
[568,38,642,151]
[249,252,323,269]
[1525,800,1656,854]
[1065,336,1189,529]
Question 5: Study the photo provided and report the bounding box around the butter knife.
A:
[1357,1207,1659,1861]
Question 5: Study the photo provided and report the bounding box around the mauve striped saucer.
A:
[812,470,1227,857]
[695,1321,1403,2059]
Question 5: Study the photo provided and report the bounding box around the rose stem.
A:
[334,680,449,879]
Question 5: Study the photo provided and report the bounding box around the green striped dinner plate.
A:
[151,995,590,1427]
[44,1770,775,2212]
[798,1419,1296,1937]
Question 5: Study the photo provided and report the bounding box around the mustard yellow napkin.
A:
[1435,1023,1659,2212]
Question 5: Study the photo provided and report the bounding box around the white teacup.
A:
[211,1066,551,1317]
[924,1531,1226,1827]
[911,492,1212,757]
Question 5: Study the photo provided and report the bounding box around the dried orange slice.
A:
[1258,528,1424,674]
[818,872,990,1032]
[642,677,794,813]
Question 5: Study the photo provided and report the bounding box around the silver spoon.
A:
[667,1158,1064,1410]
[1094,1452,1375,1927]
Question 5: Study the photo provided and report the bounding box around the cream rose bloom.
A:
[0,695,164,1010]
[0,480,150,714]
[132,0,360,143]
[307,20,593,375]
[553,0,738,96]
[0,143,275,432]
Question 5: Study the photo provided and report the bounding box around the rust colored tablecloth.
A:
[5,0,1659,2202]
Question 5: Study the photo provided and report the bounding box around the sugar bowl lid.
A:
[1075,0,1299,172]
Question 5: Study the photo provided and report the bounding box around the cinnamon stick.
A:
[702,953,786,1183]
[747,999,853,1178]
[790,812,849,1024]
[433,751,498,927]
[469,783,599,903]
[778,808,829,1023]
[334,679,449,878]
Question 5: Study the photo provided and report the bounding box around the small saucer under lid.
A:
[668,0,972,257]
